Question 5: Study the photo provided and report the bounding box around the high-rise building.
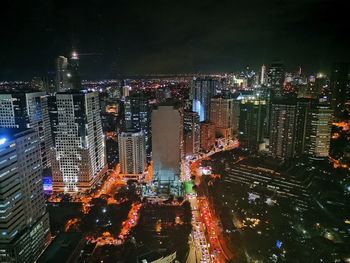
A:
[238,98,267,151]
[267,62,285,97]
[269,100,297,159]
[0,92,53,170]
[0,128,50,262]
[330,63,349,116]
[152,103,184,196]
[191,77,218,122]
[124,93,151,155]
[210,97,235,139]
[200,121,216,152]
[55,56,70,92]
[118,131,146,181]
[183,110,200,157]
[52,91,108,193]
[67,51,81,91]
[260,64,267,85]
[304,104,333,157]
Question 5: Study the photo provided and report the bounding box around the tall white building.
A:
[52,91,108,193]
[0,128,50,262]
[118,131,146,181]
[152,104,184,196]
[0,92,53,169]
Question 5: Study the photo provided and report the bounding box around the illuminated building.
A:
[183,110,200,157]
[267,62,285,97]
[260,64,267,85]
[118,131,146,181]
[52,91,108,193]
[191,77,218,122]
[238,98,267,151]
[0,128,50,262]
[124,93,151,155]
[55,56,71,92]
[210,97,235,139]
[200,121,215,152]
[269,100,297,159]
[152,103,184,196]
[305,104,333,157]
[0,92,53,170]
[330,63,349,116]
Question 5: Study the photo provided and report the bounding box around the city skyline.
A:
[1,0,349,80]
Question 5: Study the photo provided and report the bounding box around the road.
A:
[185,138,239,263]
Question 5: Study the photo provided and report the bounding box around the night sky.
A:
[1,0,349,80]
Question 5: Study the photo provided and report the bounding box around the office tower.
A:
[55,56,71,92]
[269,100,297,159]
[52,91,108,193]
[191,77,218,122]
[183,110,200,157]
[124,93,151,155]
[0,92,53,170]
[232,99,241,135]
[260,65,267,85]
[210,97,235,139]
[67,51,81,91]
[152,103,184,196]
[238,98,267,151]
[330,63,349,116]
[305,104,333,157]
[294,98,314,156]
[118,131,146,181]
[200,121,216,152]
[0,128,50,262]
[267,62,285,97]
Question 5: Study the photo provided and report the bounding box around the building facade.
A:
[118,131,146,181]
[0,128,50,262]
[210,97,235,139]
[52,91,107,193]
[152,104,184,196]
[0,92,53,170]
[200,121,216,152]
[238,98,267,151]
[124,93,151,155]
[183,111,200,157]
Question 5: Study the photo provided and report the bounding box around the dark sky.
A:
[0,0,349,80]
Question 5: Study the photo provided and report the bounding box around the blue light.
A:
[276,240,282,249]
[0,138,7,145]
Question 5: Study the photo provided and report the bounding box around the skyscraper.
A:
[191,77,218,122]
[269,100,297,159]
[0,92,53,170]
[260,64,267,85]
[152,103,184,196]
[305,104,333,157]
[52,91,108,193]
[118,131,146,181]
[330,63,349,116]
[267,62,285,97]
[55,56,70,92]
[200,121,216,152]
[183,110,200,157]
[210,97,235,139]
[124,93,151,155]
[238,98,267,151]
[67,51,81,91]
[0,128,50,262]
